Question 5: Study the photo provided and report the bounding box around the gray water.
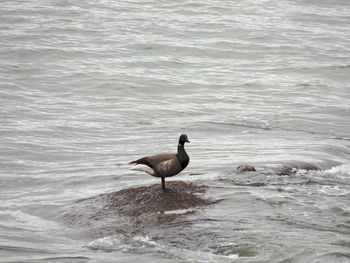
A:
[1,0,350,262]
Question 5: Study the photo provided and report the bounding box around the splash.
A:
[326,163,350,176]
[88,234,240,262]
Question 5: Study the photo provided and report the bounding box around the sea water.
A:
[1,0,350,262]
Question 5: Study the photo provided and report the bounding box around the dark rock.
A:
[65,181,212,236]
[101,181,209,217]
[235,165,257,173]
[275,162,320,175]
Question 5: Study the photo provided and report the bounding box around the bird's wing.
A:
[130,153,175,167]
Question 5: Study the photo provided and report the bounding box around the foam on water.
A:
[326,163,350,177]
[88,234,240,263]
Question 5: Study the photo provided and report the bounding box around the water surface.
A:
[1,0,350,262]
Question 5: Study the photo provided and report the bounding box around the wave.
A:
[324,163,350,176]
[88,234,240,262]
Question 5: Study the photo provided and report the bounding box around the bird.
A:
[129,134,190,191]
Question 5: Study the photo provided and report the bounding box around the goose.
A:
[129,134,190,191]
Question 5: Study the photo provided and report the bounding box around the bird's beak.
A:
[186,139,190,143]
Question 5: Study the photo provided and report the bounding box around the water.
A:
[1,0,350,262]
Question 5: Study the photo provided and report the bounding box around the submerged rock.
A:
[66,181,212,236]
[274,162,321,175]
[235,165,257,173]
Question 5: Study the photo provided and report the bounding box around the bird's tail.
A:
[129,157,147,165]
[129,157,155,176]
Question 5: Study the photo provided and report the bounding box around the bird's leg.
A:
[161,177,166,191]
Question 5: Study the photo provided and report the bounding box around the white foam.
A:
[163,208,195,215]
[294,163,350,179]
[132,235,157,247]
[87,235,124,251]
[87,234,156,252]
[87,234,240,262]
[326,163,350,176]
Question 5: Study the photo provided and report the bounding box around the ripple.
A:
[1,0,350,262]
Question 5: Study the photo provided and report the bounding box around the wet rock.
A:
[274,165,298,176]
[235,165,257,173]
[65,181,212,236]
[274,162,321,175]
[216,165,262,187]
[105,181,207,216]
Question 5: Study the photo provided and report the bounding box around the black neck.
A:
[177,144,189,169]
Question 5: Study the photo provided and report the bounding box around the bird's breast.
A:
[155,159,181,177]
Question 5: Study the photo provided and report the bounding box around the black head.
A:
[178,134,190,146]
